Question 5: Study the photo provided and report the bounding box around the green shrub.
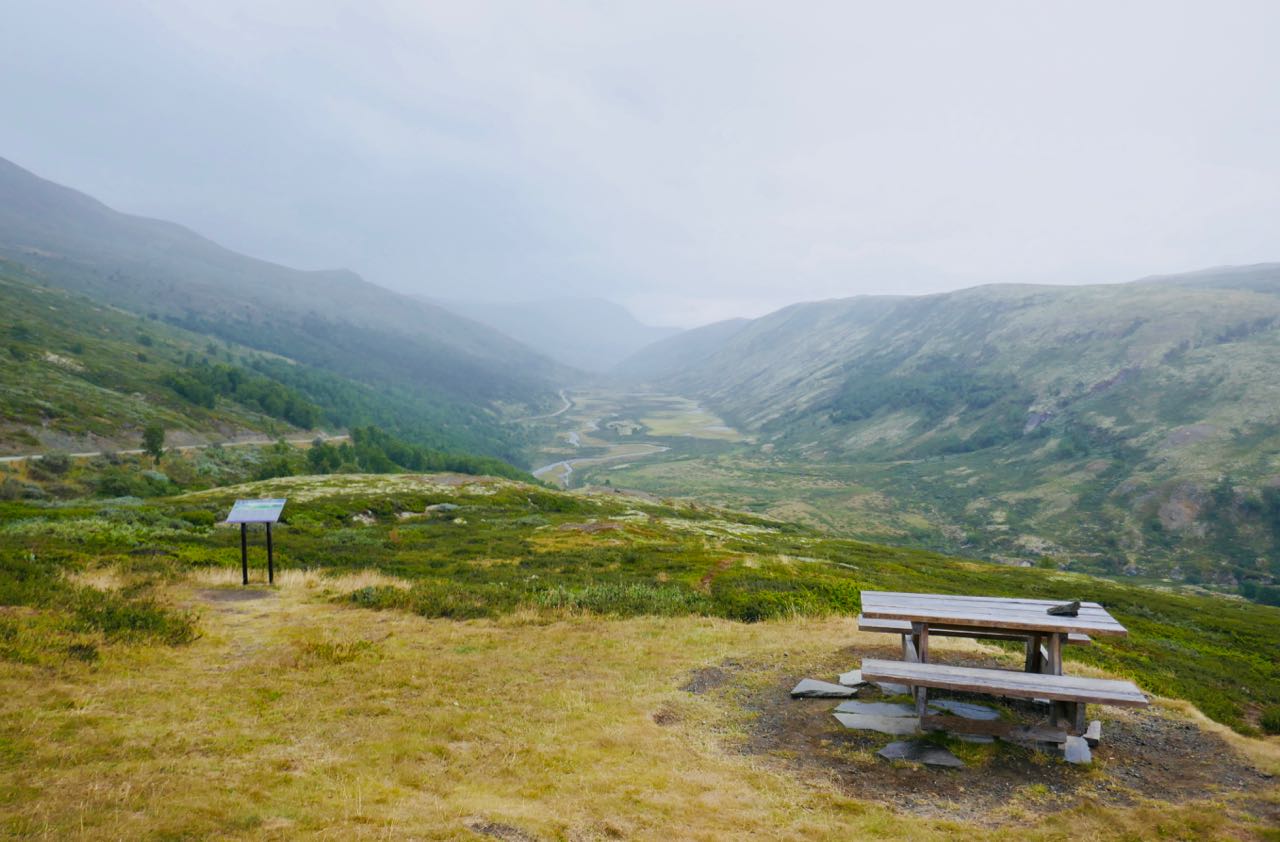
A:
[535,583,708,617]
[404,580,520,619]
[351,580,519,620]
[70,589,198,645]
[36,451,72,476]
[176,509,216,527]
[1261,705,1280,735]
[0,478,46,500]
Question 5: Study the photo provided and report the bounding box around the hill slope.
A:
[614,268,1280,593]
[611,316,751,380]
[0,156,569,418]
[0,261,535,465]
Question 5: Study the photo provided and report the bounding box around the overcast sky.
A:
[3,1,1278,326]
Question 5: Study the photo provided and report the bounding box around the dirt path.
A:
[516,389,574,422]
[0,434,349,464]
[532,443,670,484]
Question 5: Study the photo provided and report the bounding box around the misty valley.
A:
[3,6,1280,837]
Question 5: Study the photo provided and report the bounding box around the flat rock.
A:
[790,678,857,699]
[1063,735,1092,765]
[834,712,920,735]
[838,669,868,687]
[426,503,460,512]
[834,701,917,717]
[927,699,1001,721]
[878,740,966,768]
[875,681,910,695]
[1084,720,1102,747]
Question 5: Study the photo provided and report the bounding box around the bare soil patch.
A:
[197,588,274,603]
[693,644,1275,825]
[680,659,742,694]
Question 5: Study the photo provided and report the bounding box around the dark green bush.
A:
[36,451,72,476]
[1262,705,1280,735]
[71,589,198,645]
[535,583,708,617]
[177,509,216,527]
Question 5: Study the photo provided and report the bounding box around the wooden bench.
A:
[858,615,1091,645]
[860,658,1147,737]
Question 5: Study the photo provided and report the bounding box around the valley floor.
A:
[3,571,1276,840]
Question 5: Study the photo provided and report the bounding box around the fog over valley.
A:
[2,4,1279,839]
[4,2,1280,325]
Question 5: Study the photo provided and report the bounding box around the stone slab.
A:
[834,712,920,735]
[1063,735,1092,765]
[838,669,868,687]
[875,681,911,695]
[833,701,917,717]
[1084,719,1102,747]
[927,698,1001,721]
[878,740,966,768]
[790,678,858,699]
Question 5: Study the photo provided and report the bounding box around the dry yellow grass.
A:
[1,575,1275,840]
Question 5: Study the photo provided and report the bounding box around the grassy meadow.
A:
[1,470,1278,838]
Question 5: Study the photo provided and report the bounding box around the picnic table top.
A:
[860,590,1128,637]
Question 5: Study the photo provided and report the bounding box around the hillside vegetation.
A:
[0,157,568,462]
[3,472,1276,731]
[0,471,1276,838]
[614,268,1280,599]
[0,264,320,454]
[0,263,539,472]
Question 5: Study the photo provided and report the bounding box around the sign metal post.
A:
[225,499,287,585]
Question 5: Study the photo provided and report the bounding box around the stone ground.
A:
[682,642,1278,827]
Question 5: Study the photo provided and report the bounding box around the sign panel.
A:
[226,498,287,524]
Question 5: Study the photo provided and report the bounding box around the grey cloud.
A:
[2,0,1277,326]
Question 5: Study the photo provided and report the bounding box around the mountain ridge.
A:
[0,155,570,409]
[610,265,1280,594]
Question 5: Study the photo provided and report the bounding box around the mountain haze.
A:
[438,297,679,372]
[0,157,566,409]
[0,156,575,463]
[611,317,751,380]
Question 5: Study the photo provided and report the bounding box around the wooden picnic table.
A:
[860,590,1128,676]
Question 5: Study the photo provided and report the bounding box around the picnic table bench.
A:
[858,591,1147,741]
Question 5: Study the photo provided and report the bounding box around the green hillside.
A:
[613,270,1280,599]
[0,263,316,453]
[0,262,534,468]
[0,156,570,422]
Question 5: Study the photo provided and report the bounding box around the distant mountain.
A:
[1134,262,1280,294]
[0,156,570,462]
[617,266,1280,592]
[612,317,750,380]
[437,297,680,372]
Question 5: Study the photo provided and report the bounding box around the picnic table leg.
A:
[912,622,929,663]
[1025,633,1042,672]
[1047,633,1064,676]
[911,622,930,718]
